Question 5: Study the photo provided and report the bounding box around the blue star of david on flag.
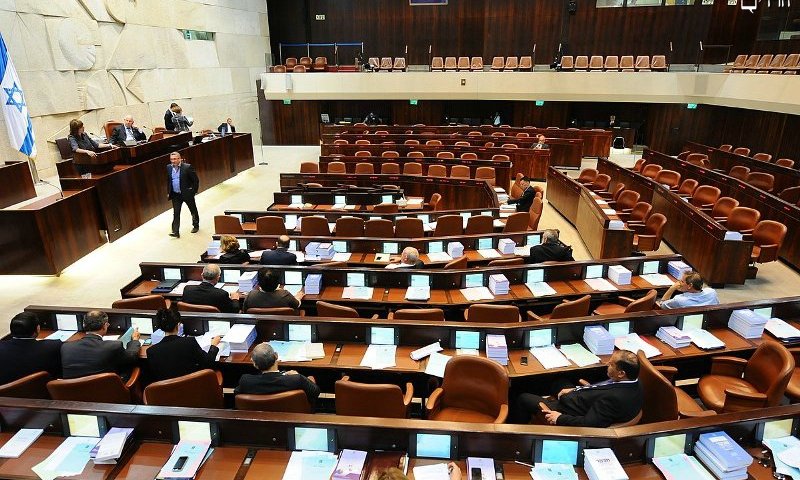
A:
[0,33,37,158]
[4,83,25,113]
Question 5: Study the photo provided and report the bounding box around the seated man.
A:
[218,117,235,134]
[260,235,299,266]
[146,306,220,382]
[234,342,320,406]
[386,246,424,269]
[61,310,141,379]
[659,271,720,309]
[510,350,642,427]
[242,268,301,312]
[109,115,146,146]
[506,176,534,212]
[182,264,239,313]
[0,312,63,385]
[533,134,549,150]
[527,229,574,264]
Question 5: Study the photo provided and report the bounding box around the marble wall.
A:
[0,0,270,178]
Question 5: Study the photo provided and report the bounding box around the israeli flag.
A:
[0,33,36,158]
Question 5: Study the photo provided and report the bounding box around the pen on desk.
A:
[514,460,535,468]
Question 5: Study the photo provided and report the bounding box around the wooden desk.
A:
[597,156,753,285]
[115,442,247,480]
[0,160,35,208]
[546,167,634,259]
[73,147,124,174]
[118,131,192,163]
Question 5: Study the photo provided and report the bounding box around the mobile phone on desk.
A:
[172,456,188,471]
[495,464,504,480]
[471,467,483,479]
[520,356,528,366]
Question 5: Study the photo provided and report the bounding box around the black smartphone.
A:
[520,356,528,366]
[495,463,505,480]
[471,467,483,480]
[172,456,188,472]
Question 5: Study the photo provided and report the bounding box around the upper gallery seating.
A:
[725,53,800,74]
[560,55,667,72]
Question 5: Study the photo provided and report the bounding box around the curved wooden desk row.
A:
[641,149,800,272]
[0,397,795,479]
[322,131,581,171]
[597,157,754,285]
[67,132,193,175]
[321,123,612,158]
[318,154,513,188]
[120,256,682,313]
[323,143,554,181]
[22,295,800,386]
[278,173,501,210]
[684,141,800,194]
[271,190,411,210]
[546,167,634,259]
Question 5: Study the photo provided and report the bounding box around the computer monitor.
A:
[63,414,107,438]
[465,273,483,288]
[367,326,398,345]
[646,433,690,459]
[288,426,337,452]
[332,241,348,253]
[163,268,181,281]
[346,273,366,287]
[287,324,316,342]
[383,242,399,254]
[284,271,303,286]
[452,330,483,350]
[238,238,248,251]
[607,321,630,338]
[428,241,444,254]
[409,433,457,459]
[534,439,582,465]
[173,420,220,446]
[130,316,154,335]
[526,328,555,348]
[381,194,393,204]
[207,320,231,336]
[222,269,241,283]
[679,314,704,330]
[584,264,604,279]
[641,260,660,275]
[527,233,542,246]
[291,194,302,204]
[55,314,80,331]
[418,214,430,224]
[334,195,346,205]
[526,269,545,284]
[410,274,430,287]
[477,238,493,250]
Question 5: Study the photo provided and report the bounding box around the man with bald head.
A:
[110,115,146,146]
[386,246,424,269]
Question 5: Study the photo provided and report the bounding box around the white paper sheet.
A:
[424,352,452,378]
[530,345,571,370]
[460,287,495,301]
[360,344,397,370]
[0,429,43,458]
[584,278,618,291]
[614,333,662,358]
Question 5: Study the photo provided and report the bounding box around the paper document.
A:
[514,246,532,256]
[559,343,601,367]
[270,341,314,362]
[684,328,726,350]
[171,280,201,295]
[467,457,496,480]
[157,441,211,480]
[614,333,661,358]
[287,203,304,209]
[31,436,99,480]
[477,249,501,259]
[405,286,431,301]
[45,331,76,341]
[93,427,134,463]
[410,342,443,361]
[526,282,557,297]
[284,284,303,296]
[0,428,43,458]
[584,278,618,291]
[640,273,674,287]
[530,345,571,370]
[652,454,715,480]
[765,437,800,478]
[530,463,578,480]
[426,252,453,262]
[602,208,617,215]
[460,287,495,301]
[360,344,397,369]
[412,463,451,480]
[342,286,374,299]
[424,352,452,378]
[766,318,800,340]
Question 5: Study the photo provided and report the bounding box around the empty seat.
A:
[381,150,399,158]
[299,56,312,67]
[632,213,667,251]
[590,174,611,192]
[112,295,168,310]
[0,371,51,399]
[746,172,775,192]
[176,302,220,313]
[380,57,392,70]
[519,56,533,71]
[354,162,374,174]
[574,55,589,71]
[464,215,494,235]
[426,356,509,423]
[335,217,365,237]
[560,55,574,71]
[407,151,424,158]
[300,162,319,173]
[292,65,307,73]
[589,55,604,71]
[676,178,699,196]
[427,192,443,211]
[402,162,423,176]
[612,190,640,212]
[144,369,223,408]
[622,201,652,224]
[490,56,505,71]
[465,304,520,323]
[690,185,721,208]
[641,164,662,179]
[719,144,733,152]
[380,163,400,174]
[454,141,470,147]
[427,164,447,177]
[709,197,740,221]
[335,376,413,418]
[504,56,519,71]
[654,169,681,189]
[748,54,772,73]
[457,56,470,70]
[471,57,484,70]
[389,309,445,321]
[313,56,327,71]
[48,371,139,404]
[300,215,330,236]
[460,152,478,160]
[593,289,657,316]
[779,185,800,203]
[725,207,761,233]
[394,218,424,238]
[620,55,635,72]
[635,55,650,71]
[604,55,620,71]
[488,258,525,267]
[285,57,298,68]
[724,54,746,73]
[728,165,750,180]
[528,295,591,321]
[577,168,598,184]
[214,215,244,235]
[450,165,471,178]
[333,139,348,145]
[272,65,287,73]
[777,53,799,74]
[392,57,406,71]
[651,55,667,71]
[529,197,543,230]
[354,139,370,145]
[436,151,454,159]
[431,56,444,71]
[355,150,372,157]
[686,153,708,167]
[444,56,457,71]
[364,219,394,237]
[475,166,496,186]
[775,158,795,168]
[433,215,463,237]
[426,139,443,146]
[444,256,467,269]
[404,139,420,145]
[753,153,772,162]
[632,158,645,172]
[316,301,362,318]
[750,220,787,264]
[733,146,751,156]
[368,57,379,70]
[373,203,399,213]
[502,212,529,233]
[327,161,347,174]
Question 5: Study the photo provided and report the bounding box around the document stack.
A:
[316,242,335,259]
[583,448,628,480]
[497,238,516,254]
[224,324,257,353]
[765,318,800,343]
[694,431,753,480]
[607,265,631,285]
[728,309,768,339]
[238,271,258,293]
[206,240,220,256]
[304,241,320,257]
[488,274,509,295]
[91,427,134,464]
[486,334,509,366]
[667,260,692,280]
[447,241,464,258]
[305,274,322,295]
[656,326,692,349]
[583,326,615,356]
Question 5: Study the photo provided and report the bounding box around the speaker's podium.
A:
[72,147,123,175]
[68,132,193,175]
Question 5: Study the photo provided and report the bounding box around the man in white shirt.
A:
[659,271,720,309]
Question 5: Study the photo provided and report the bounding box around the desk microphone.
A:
[38,179,64,200]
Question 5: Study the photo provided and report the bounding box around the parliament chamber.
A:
[2,0,800,478]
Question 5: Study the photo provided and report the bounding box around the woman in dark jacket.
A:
[218,235,250,264]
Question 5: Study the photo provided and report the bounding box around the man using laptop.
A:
[61,310,141,379]
[110,115,146,146]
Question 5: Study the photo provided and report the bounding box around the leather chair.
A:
[103,120,122,140]
[471,57,484,70]
[313,56,327,71]
[528,295,591,321]
[255,216,288,235]
[245,307,299,315]
[365,219,394,237]
[604,55,619,71]
[333,139,349,145]
[177,302,220,313]
[381,150,400,158]
[379,57,392,70]
[300,216,330,236]
[632,213,667,251]
[381,162,401,174]
[0,371,51,399]
[112,295,167,310]
[389,309,445,321]
[454,141,470,147]
[393,57,406,71]
[733,147,751,156]
[590,174,611,192]
[490,56,505,71]
[635,352,679,423]
[464,215,494,235]
[468,130,482,136]
[354,150,372,157]
[394,218,424,238]
[750,220,787,264]
[690,186,721,208]
[746,172,775,192]
[779,186,800,204]
[574,56,589,71]
[143,369,223,408]
[708,197,739,221]
[686,153,708,166]
[620,55,634,71]
[47,369,140,404]
[488,258,524,267]
[786,348,800,403]
[443,57,458,71]
[426,139,443,146]
[593,289,657,316]
[509,173,524,198]
[601,182,625,202]
[335,217,365,237]
[460,152,478,160]
[236,377,316,413]
[632,158,645,172]
[404,139,420,145]
[427,165,447,177]
[619,201,652,224]
[651,55,667,71]
[753,153,772,162]
[299,56,312,68]
[431,56,444,71]
[609,190,639,212]
[504,56,519,71]
[327,161,347,174]
[336,376,413,418]
[464,304,520,323]
[433,215,463,237]
[55,138,74,160]
[775,158,795,168]
[214,215,244,234]
[316,301,377,319]
[427,193,443,211]
[436,151,455,159]
[719,144,733,152]
[698,341,795,413]
[457,56,470,71]
[560,55,574,71]
[729,165,750,180]
[723,207,760,234]
[402,162,423,176]
[634,55,650,71]
[373,203,399,213]
[576,168,598,185]
[475,167,496,186]
[426,356,509,423]
[640,164,662,179]
[354,162,374,174]
[654,170,681,189]
[299,162,319,173]
[444,256,467,269]
[492,154,510,161]
[589,55,603,71]
[450,165,471,179]
[502,212,529,233]
[529,203,542,230]
[676,179,699,196]
[292,65,307,73]
[272,64,287,73]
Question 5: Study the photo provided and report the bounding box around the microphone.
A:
[39,179,64,200]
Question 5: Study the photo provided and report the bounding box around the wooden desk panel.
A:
[243,450,290,480]
[0,434,113,480]
[337,344,422,371]
[120,132,191,163]
[0,160,36,208]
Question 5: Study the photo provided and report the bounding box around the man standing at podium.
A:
[167,152,199,238]
[109,115,146,146]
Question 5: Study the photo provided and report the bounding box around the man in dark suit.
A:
[0,312,63,385]
[61,310,141,379]
[234,342,320,407]
[260,235,299,265]
[164,103,178,131]
[182,264,239,313]
[506,176,535,212]
[533,134,549,150]
[217,117,236,134]
[527,229,575,264]
[167,151,200,238]
[109,115,146,146]
[510,350,642,427]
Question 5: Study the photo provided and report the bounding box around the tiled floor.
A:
[0,146,794,337]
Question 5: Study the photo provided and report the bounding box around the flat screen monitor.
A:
[585,264,604,279]
[410,274,430,287]
[680,314,704,330]
[284,271,303,286]
[477,238,493,250]
[418,214,430,224]
[410,433,456,459]
[465,273,483,288]
[332,241,347,253]
[536,439,581,465]
[646,433,689,459]
[291,194,303,204]
[55,314,80,331]
[383,242,399,254]
[368,326,398,345]
[428,241,444,254]
[289,426,337,452]
[454,330,481,350]
[63,414,107,438]
[527,234,542,246]
[222,269,241,283]
[641,260,659,275]
[526,269,544,284]
[381,194,393,204]
[288,324,313,342]
[527,328,555,348]
[607,321,630,338]
[173,420,220,446]
[346,273,366,287]
[130,317,154,335]
[334,195,346,205]
[207,320,231,336]
[163,268,182,281]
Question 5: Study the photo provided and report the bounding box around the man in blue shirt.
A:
[167,152,200,238]
[659,271,720,309]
